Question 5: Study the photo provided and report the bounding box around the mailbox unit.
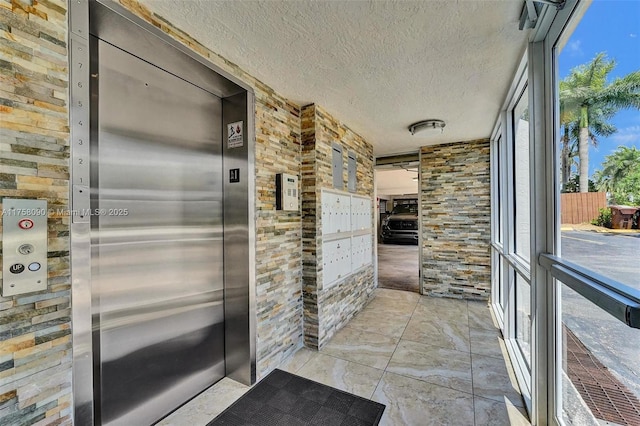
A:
[321,189,373,289]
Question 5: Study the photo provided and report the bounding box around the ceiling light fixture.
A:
[408,119,446,136]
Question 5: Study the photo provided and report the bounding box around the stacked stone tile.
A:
[420,139,491,300]
[301,104,375,349]
[0,0,72,424]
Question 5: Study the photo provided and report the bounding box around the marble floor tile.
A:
[156,377,250,426]
[375,287,421,304]
[347,308,411,338]
[372,372,475,426]
[418,294,469,311]
[295,353,384,399]
[320,325,399,370]
[364,295,418,315]
[278,346,317,374]
[413,298,469,325]
[470,327,506,359]
[472,354,525,408]
[402,316,471,352]
[467,301,498,330]
[474,396,531,425]
[386,339,473,394]
[158,289,528,425]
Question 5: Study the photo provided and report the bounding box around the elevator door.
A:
[93,39,224,425]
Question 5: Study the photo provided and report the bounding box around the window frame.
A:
[537,0,640,424]
[491,53,533,413]
[491,1,640,424]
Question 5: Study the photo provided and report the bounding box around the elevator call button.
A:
[18,219,34,230]
[18,244,35,255]
[9,264,25,274]
[2,198,48,296]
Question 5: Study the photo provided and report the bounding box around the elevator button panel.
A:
[2,198,48,296]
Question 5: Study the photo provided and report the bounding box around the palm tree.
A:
[560,120,580,188]
[559,53,640,192]
[559,110,615,190]
[594,146,640,194]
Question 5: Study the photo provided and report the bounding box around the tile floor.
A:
[158,288,531,426]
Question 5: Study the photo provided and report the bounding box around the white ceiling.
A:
[139,0,528,156]
[376,168,418,197]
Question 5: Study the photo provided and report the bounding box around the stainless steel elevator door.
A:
[94,39,224,426]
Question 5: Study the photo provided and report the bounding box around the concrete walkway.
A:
[561,222,640,234]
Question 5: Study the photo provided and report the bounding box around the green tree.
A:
[559,116,614,190]
[613,168,640,205]
[562,174,596,193]
[594,146,640,205]
[559,53,640,192]
[559,122,577,188]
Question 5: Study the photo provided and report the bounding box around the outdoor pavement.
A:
[561,222,640,235]
[561,228,640,402]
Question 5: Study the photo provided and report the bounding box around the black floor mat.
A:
[207,369,385,425]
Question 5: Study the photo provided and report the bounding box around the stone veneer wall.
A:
[0,0,73,424]
[301,104,375,349]
[420,139,491,300]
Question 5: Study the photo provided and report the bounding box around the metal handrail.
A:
[539,253,640,329]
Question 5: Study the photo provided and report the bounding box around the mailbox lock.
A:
[9,264,25,274]
[18,244,35,255]
[18,219,34,230]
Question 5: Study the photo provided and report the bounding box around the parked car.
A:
[380,204,418,244]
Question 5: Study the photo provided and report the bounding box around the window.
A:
[552,1,640,424]
[513,87,530,263]
[515,273,531,365]
[491,60,532,408]
[493,1,640,423]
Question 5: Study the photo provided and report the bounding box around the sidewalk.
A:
[560,223,640,234]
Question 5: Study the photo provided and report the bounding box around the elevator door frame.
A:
[68,1,257,424]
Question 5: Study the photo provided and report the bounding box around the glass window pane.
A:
[492,250,504,311]
[499,258,506,310]
[556,1,640,290]
[515,272,531,365]
[513,87,530,263]
[561,282,640,425]
[497,136,503,244]
[555,2,640,421]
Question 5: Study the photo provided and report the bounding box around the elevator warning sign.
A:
[227,121,244,148]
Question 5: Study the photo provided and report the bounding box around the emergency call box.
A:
[2,198,48,296]
[276,173,299,211]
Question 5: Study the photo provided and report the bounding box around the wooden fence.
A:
[560,192,607,224]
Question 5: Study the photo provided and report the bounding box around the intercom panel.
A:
[276,173,299,211]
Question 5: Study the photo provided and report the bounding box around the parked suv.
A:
[381,203,418,244]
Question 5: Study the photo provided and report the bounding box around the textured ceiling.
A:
[139,0,528,156]
[376,169,419,197]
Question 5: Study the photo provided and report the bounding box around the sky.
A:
[558,0,640,177]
